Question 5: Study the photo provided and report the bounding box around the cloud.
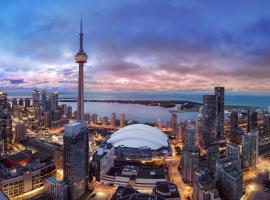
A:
[1,0,270,92]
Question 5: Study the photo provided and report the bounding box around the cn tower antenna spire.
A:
[79,14,84,51]
[80,14,83,34]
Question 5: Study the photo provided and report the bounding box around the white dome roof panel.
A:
[107,124,169,150]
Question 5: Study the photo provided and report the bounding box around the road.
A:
[241,157,270,200]
[89,181,116,200]
[168,146,192,200]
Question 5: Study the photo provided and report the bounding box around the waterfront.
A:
[6,90,270,123]
[65,101,199,123]
[6,90,270,108]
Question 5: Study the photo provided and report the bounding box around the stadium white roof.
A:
[107,124,169,150]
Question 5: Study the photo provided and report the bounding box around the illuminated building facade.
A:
[193,167,220,200]
[181,146,200,183]
[214,87,224,139]
[226,143,240,159]
[92,143,114,183]
[263,114,270,136]
[207,144,219,173]
[169,113,178,135]
[184,125,196,148]
[241,131,258,168]
[63,122,89,200]
[50,92,58,112]
[44,178,67,200]
[41,90,47,110]
[203,95,216,148]
[0,150,56,199]
[14,123,27,143]
[215,157,243,200]
[247,110,257,132]
[0,94,12,155]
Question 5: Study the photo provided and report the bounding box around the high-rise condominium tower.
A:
[63,122,89,200]
[215,87,224,138]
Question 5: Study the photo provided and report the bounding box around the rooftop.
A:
[64,121,85,136]
[111,185,165,200]
[154,182,180,199]
[0,150,54,180]
[111,185,139,200]
[46,177,59,184]
[4,150,32,167]
[107,124,169,150]
[136,167,165,179]
[106,165,165,180]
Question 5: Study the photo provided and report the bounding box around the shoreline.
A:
[59,99,254,111]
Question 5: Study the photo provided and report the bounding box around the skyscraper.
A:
[0,103,3,154]
[169,113,178,135]
[184,125,196,148]
[263,114,270,136]
[230,110,239,133]
[24,98,31,109]
[41,90,47,110]
[75,17,88,121]
[32,90,40,107]
[215,157,243,200]
[67,106,72,119]
[50,92,59,111]
[207,144,219,173]
[0,92,8,111]
[0,94,12,155]
[193,167,220,200]
[226,143,240,159]
[14,123,27,143]
[180,146,200,183]
[12,98,17,109]
[63,122,89,200]
[203,95,216,147]
[44,111,52,128]
[241,131,258,168]
[215,87,224,138]
[18,98,24,106]
[120,113,125,127]
[44,178,67,200]
[247,110,257,132]
[111,112,116,127]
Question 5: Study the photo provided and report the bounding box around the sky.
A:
[1,0,270,93]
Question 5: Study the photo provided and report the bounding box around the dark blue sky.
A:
[1,0,270,92]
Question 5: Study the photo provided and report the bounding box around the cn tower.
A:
[75,17,88,121]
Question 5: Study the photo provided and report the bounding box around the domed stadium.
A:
[107,124,170,160]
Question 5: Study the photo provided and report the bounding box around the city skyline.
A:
[1,2,270,199]
[1,0,270,93]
